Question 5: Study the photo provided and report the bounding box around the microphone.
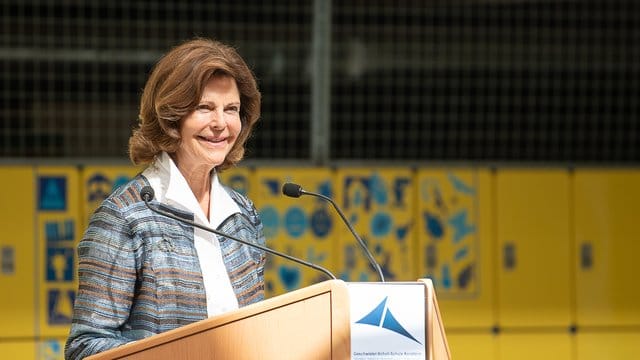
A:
[139,186,336,280]
[282,182,385,282]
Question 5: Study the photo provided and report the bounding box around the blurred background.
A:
[0,0,638,359]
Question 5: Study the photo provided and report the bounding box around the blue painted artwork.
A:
[86,173,111,202]
[393,177,411,207]
[310,207,332,238]
[259,206,279,238]
[38,177,67,211]
[441,264,452,289]
[395,223,411,241]
[448,210,476,243]
[448,173,476,195]
[369,173,388,205]
[423,211,444,240]
[317,181,333,198]
[278,265,301,291]
[262,179,280,195]
[46,247,74,282]
[40,339,62,360]
[45,219,74,243]
[420,173,479,295]
[284,207,307,238]
[306,247,327,263]
[371,212,392,238]
[47,289,75,325]
[458,264,473,289]
[344,177,371,210]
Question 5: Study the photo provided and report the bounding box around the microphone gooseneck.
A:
[139,186,336,280]
[281,182,385,282]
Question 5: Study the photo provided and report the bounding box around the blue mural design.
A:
[278,265,300,290]
[41,339,62,360]
[317,180,333,198]
[421,173,479,294]
[259,206,279,238]
[284,207,307,238]
[262,179,280,195]
[395,223,411,241]
[448,173,476,195]
[448,210,475,243]
[393,177,411,207]
[44,219,74,242]
[441,264,452,289]
[344,177,372,210]
[458,264,473,289]
[369,173,388,205]
[46,247,74,282]
[310,207,332,238]
[306,247,327,264]
[371,212,392,238]
[423,212,444,240]
[47,289,75,325]
[86,173,111,202]
[38,177,67,211]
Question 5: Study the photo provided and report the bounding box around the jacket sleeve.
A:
[64,202,138,360]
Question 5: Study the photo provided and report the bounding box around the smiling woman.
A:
[128,38,261,170]
[64,38,266,360]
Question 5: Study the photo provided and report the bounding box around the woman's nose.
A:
[208,109,227,129]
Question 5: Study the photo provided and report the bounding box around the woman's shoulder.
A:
[104,174,150,209]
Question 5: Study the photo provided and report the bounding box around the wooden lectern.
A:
[87,279,450,360]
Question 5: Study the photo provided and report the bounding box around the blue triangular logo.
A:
[355,296,422,344]
[357,297,387,326]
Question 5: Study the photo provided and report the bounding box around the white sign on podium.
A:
[348,282,426,360]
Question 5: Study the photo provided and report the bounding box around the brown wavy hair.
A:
[128,38,261,170]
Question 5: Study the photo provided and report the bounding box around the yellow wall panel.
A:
[35,167,81,338]
[498,333,573,360]
[447,332,496,360]
[496,170,572,328]
[574,170,640,326]
[576,332,640,359]
[335,168,415,282]
[0,340,36,360]
[0,167,36,338]
[416,169,495,329]
[252,168,336,297]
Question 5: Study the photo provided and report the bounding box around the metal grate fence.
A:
[330,0,640,163]
[1,0,638,164]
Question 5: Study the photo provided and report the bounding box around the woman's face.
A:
[174,74,242,172]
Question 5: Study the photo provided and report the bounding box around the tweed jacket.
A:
[65,175,265,360]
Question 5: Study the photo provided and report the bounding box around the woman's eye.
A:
[195,104,212,112]
[226,106,240,114]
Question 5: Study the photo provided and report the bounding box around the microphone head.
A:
[140,186,155,202]
[282,182,303,198]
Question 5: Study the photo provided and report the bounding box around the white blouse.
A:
[143,152,240,317]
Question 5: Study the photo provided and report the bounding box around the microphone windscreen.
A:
[282,182,303,198]
[140,186,155,201]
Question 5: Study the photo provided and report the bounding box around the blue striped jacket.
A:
[64,175,265,359]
